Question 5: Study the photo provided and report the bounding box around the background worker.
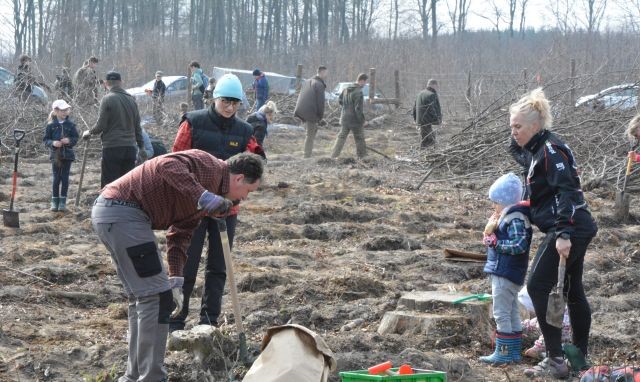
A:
[294,65,327,158]
[331,73,369,159]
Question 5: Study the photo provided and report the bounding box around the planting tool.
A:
[216,217,249,364]
[452,293,492,304]
[74,138,90,207]
[3,129,26,228]
[546,256,566,328]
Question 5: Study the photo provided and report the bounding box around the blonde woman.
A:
[626,114,640,148]
[510,88,597,379]
[246,100,278,145]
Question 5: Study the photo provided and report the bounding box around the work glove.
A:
[169,276,184,318]
[82,130,91,140]
[198,191,233,216]
[483,233,497,247]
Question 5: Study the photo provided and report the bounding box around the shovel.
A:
[3,129,26,228]
[74,138,90,207]
[215,217,249,364]
[546,256,566,328]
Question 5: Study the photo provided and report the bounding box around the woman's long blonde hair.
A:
[509,87,553,130]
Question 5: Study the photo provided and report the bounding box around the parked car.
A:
[0,66,48,105]
[126,75,188,107]
[575,83,639,111]
[326,82,383,110]
[212,67,296,95]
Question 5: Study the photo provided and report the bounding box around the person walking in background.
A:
[247,100,278,146]
[152,71,167,125]
[203,77,217,106]
[170,73,265,332]
[294,65,327,158]
[331,73,369,159]
[74,56,100,106]
[55,67,74,103]
[190,61,206,110]
[43,99,79,212]
[412,79,442,148]
[92,150,263,382]
[479,173,532,365]
[251,68,269,110]
[509,88,597,379]
[82,71,145,187]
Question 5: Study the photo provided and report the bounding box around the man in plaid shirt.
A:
[91,150,263,381]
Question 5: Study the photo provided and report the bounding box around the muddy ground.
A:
[0,99,639,382]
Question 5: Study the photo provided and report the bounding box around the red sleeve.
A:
[245,136,266,159]
[172,121,193,152]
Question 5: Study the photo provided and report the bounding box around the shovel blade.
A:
[2,209,20,228]
[546,290,565,328]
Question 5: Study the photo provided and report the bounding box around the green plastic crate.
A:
[339,368,447,382]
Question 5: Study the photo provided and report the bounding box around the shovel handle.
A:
[557,256,566,290]
[13,129,25,146]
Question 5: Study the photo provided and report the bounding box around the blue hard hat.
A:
[212,74,243,100]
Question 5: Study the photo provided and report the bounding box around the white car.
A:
[326,82,383,110]
[575,83,639,111]
[126,75,188,106]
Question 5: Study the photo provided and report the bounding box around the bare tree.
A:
[507,0,517,37]
[446,0,471,35]
[475,0,504,36]
[518,0,528,38]
[580,0,607,34]
[551,0,577,35]
[416,0,430,41]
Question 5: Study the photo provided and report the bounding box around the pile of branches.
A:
[406,73,640,193]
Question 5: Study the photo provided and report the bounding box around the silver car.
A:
[0,66,48,105]
[126,75,189,108]
[575,83,639,111]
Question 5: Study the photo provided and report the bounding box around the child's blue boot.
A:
[512,331,523,362]
[479,331,519,365]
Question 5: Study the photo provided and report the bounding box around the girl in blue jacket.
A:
[43,99,78,211]
[479,173,532,365]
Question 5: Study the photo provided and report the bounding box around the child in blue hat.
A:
[479,173,533,365]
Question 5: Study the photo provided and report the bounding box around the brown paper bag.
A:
[242,324,337,382]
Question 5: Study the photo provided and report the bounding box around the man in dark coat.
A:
[412,79,442,148]
[294,66,328,158]
[83,71,145,187]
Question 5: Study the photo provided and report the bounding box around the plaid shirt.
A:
[101,149,229,276]
[495,218,530,256]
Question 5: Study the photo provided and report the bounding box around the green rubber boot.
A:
[58,197,67,212]
[50,197,59,211]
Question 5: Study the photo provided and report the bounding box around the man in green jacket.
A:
[412,79,442,148]
[331,73,368,159]
[83,71,145,187]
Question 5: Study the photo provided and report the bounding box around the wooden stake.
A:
[369,68,376,104]
[296,64,303,91]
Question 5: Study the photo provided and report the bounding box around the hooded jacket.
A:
[339,83,365,126]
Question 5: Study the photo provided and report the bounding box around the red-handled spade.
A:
[3,129,26,228]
